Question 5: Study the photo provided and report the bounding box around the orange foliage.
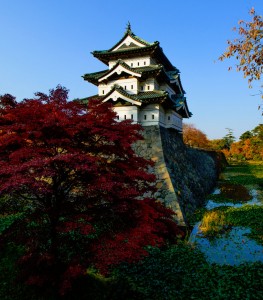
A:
[242,139,253,159]
[227,137,263,161]
[219,8,263,91]
[183,123,210,149]
[221,148,230,159]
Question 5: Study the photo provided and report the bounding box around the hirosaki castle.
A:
[81,25,218,226]
[83,24,191,131]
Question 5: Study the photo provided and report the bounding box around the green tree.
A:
[223,128,235,150]
[240,130,253,141]
[251,124,263,140]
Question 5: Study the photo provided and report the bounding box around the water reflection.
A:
[189,189,263,265]
[189,224,263,265]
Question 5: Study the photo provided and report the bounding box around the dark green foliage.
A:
[2,239,263,299]
[251,124,263,140]
[223,128,235,150]
[0,213,24,234]
[225,205,263,244]
[0,243,40,300]
[223,163,263,186]
[240,130,253,141]
[114,244,263,300]
[230,174,263,185]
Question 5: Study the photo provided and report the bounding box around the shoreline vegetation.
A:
[190,161,263,241]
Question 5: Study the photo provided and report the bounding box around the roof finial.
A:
[126,21,131,33]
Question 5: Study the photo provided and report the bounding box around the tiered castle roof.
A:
[83,24,191,119]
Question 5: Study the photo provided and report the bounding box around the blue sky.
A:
[1,0,263,140]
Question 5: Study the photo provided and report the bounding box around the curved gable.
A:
[112,35,148,51]
[101,86,142,106]
[98,61,141,82]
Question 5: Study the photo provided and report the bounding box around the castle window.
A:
[124,86,126,90]
[131,114,133,120]
[131,85,133,89]
[144,115,147,120]
[168,116,171,121]
[144,61,146,65]
[152,114,154,120]
[102,90,105,94]
[147,85,150,90]
[131,63,133,67]
[116,115,119,120]
[138,62,140,66]
[124,115,127,120]
[141,86,143,91]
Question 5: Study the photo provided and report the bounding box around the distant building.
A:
[83,24,191,131]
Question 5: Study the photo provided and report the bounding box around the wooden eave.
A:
[151,47,177,72]
[82,70,108,85]
[80,90,190,118]
[176,104,192,118]
[83,61,164,86]
[173,75,186,94]
[92,43,159,65]
[170,94,191,118]
[92,38,179,74]
[85,86,168,105]
[101,86,142,106]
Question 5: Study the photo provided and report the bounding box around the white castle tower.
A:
[82,24,196,225]
[83,24,191,130]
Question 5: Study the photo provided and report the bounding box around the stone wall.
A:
[133,126,218,225]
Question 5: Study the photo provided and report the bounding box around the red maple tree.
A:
[0,86,183,296]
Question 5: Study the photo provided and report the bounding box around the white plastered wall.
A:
[98,78,139,95]
[165,109,183,131]
[113,106,139,122]
[113,103,182,131]
[139,104,160,126]
[109,56,156,69]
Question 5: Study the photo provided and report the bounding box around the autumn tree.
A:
[219,8,263,104]
[0,86,183,297]
[209,139,226,151]
[183,123,210,148]
[225,124,263,161]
